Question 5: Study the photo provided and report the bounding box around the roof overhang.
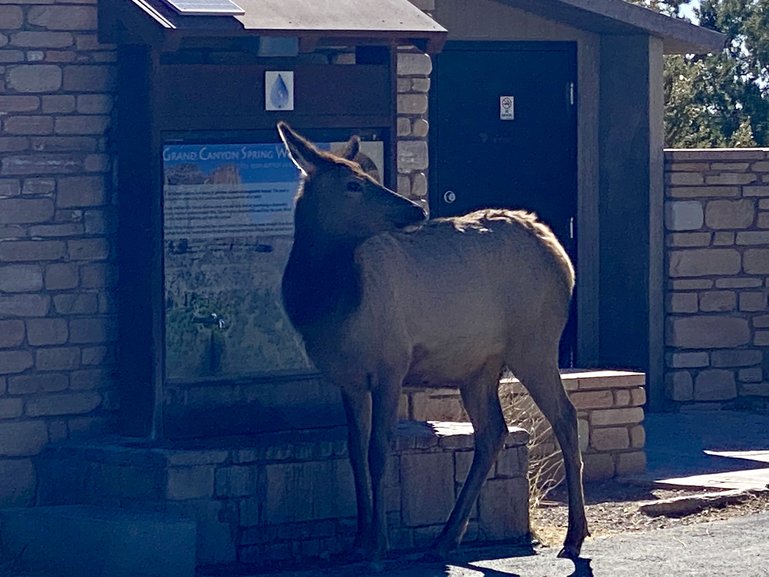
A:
[498,0,726,54]
[100,0,447,53]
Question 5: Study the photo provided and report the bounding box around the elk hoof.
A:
[557,544,581,560]
[421,541,457,563]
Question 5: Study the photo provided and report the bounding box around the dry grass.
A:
[533,480,769,547]
[500,387,564,516]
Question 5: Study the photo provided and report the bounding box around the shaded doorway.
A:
[430,41,578,366]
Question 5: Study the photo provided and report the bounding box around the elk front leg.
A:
[433,364,507,557]
[341,388,374,556]
[368,372,404,560]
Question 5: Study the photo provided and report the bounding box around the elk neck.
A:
[282,214,363,330]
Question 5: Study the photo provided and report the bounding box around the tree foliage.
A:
[629,0,769,147]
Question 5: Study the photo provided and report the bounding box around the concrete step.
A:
[0,505,196,577]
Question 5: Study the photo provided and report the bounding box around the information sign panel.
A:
[162,140,384,381]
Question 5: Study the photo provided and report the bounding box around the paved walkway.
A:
[641,410,769,490]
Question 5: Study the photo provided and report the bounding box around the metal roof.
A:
[100,0,447,52]
[101,0,724,55]
[499,0,725,54]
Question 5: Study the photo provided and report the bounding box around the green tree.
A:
[630,0,769,147]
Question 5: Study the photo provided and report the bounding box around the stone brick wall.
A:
[398,0,435,209]
[400,370,647,481]
[0,0,118,505]
[396,48,431,207]
[665,149,769,408]
[0,0,439,507]
[39,422,530,569]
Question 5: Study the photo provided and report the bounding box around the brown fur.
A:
[277,122,588,562]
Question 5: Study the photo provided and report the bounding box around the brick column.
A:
[396,49,431,208]
[0,0,118,505]
[398,0,436,210]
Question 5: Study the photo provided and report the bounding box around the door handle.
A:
[443,190,457,204]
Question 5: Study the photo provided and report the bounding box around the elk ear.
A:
[353,151,381,183]
[277,122,323,176]
[338,135,360,161]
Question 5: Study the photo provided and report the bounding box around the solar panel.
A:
[163,0,245,16]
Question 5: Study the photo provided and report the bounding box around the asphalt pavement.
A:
[254,512,769,577]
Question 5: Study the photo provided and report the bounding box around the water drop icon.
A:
[270,74,290,109]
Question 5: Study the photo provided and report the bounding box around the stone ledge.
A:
[37,421,530,570]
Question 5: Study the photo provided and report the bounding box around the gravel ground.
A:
[532,478,769,547]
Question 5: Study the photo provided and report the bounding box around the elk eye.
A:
[346,180,364,193]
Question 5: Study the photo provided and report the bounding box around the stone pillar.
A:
[396,49,431,209]
[398,0,436,210]
[598,35,664,405]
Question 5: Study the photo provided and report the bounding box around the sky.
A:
[679,0,700,24]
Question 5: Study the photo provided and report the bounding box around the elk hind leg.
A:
[433,362,507,557]
[512,358,588,559]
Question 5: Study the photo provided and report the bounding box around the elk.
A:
[277,122,588,562]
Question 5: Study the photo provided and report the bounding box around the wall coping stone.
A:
[665,148,769,161]
[43,421,530,466]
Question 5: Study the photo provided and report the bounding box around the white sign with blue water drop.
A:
[265,71,294,111]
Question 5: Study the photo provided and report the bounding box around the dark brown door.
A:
[430,42,578,366]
